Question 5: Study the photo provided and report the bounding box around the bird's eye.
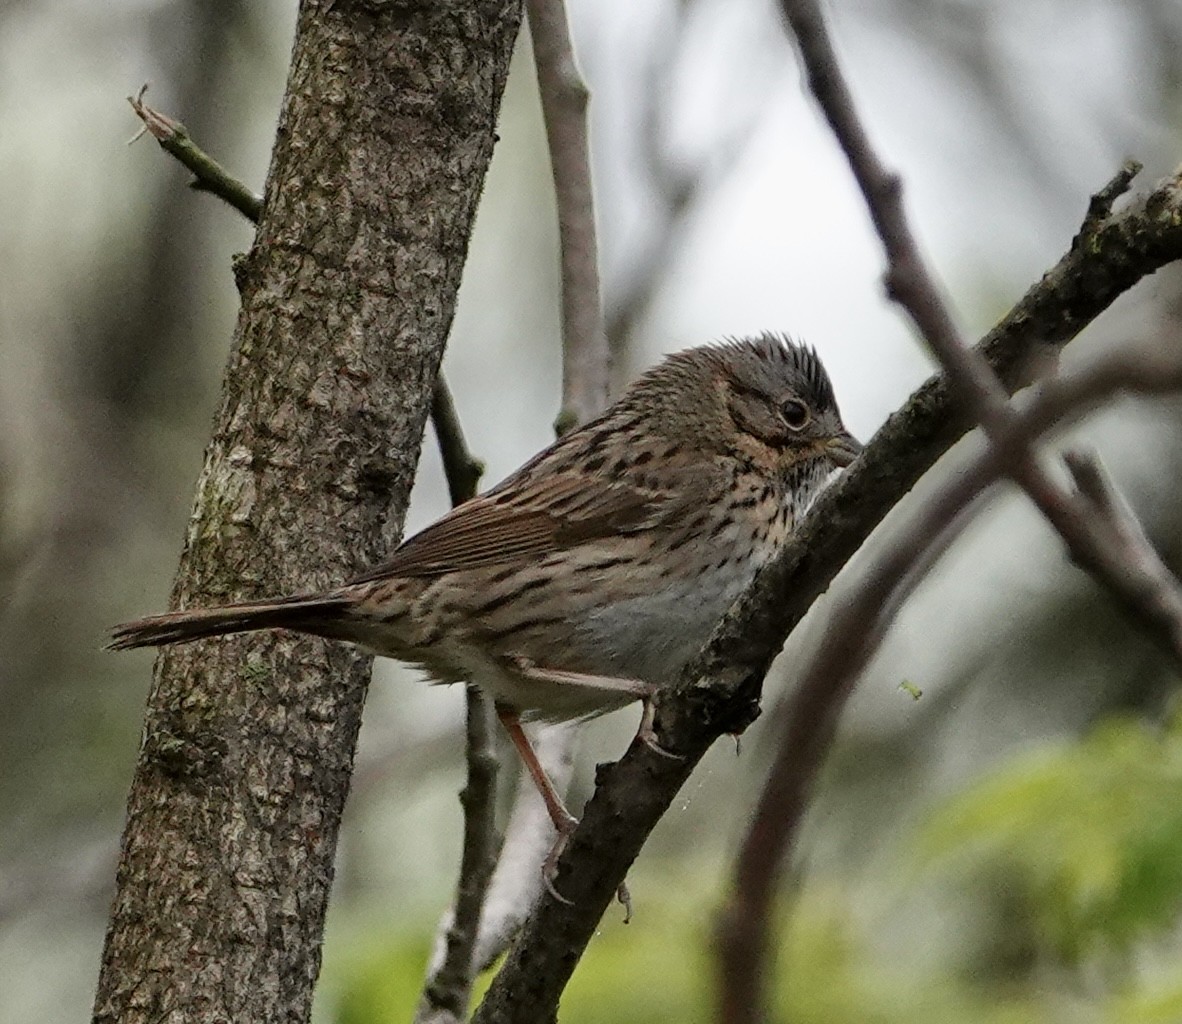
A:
[780,398,810,430]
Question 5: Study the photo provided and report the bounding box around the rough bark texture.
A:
[93,2,522,1022]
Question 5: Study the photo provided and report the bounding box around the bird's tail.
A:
[108,594,354,650]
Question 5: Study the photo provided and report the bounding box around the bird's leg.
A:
[498,697,634,917]
[509,658,651,697]
[498,662,682,909]
[495,705,578,904]
[511,658,683,760]
[495,704,577,834]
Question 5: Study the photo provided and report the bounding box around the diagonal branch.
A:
[777,0,1182,664]
[128,86,262,221]
[710,2,1182,1019]
[471,161,1182,1024]
[1063,450,1182,655]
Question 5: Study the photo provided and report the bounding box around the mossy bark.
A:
[93,2,522,1021]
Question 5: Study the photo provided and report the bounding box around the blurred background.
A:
[4,0,1182,1020]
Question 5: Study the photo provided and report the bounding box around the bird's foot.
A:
[636,696,682,760]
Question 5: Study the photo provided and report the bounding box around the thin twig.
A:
[527,0,610,431]
[431,379,486,507]
[417,688,500,1024]
[1064,451,1182,656]
[778,0,1181,641]
[778,1,1019,417]
[416,416,496,1023]
[128,86,262,222]
[463,0,614,990]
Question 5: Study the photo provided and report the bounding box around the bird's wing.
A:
[349,468,680,582]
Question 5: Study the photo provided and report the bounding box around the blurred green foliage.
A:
[918,713,1182,1021]
[322,881,1045,1023]
[323,712,1182,1023]
[921,715,1182,962]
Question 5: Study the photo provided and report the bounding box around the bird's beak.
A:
[826,431,863,468]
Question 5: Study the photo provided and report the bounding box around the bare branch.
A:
[465,0,615,998]
[128,86,262,222]
[716,345,1182,1024]
[778,0,1030,418]
[431,379,485,507]
[789,0,1182,647]
[417,688,500,1024]
[527,0,610,431]
[471,161,1182,1024]
[778,0,1182,664]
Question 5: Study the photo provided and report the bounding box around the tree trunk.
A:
[93,2,522,1021]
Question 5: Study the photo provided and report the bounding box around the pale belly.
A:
[377,559,761,723]
[573,567,756,686]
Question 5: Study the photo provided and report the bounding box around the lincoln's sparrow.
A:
[111,333,859,843]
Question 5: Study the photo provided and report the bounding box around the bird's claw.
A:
[637,697,682,760]
[542,815,578,906]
